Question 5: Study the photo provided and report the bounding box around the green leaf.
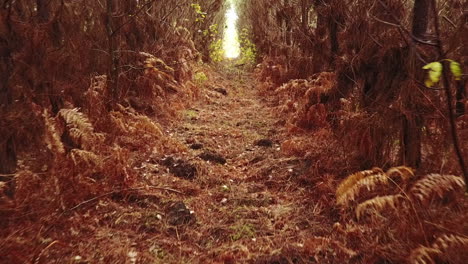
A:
[424,79,434,87]
[422,62,443,87]
[449,60,462,80]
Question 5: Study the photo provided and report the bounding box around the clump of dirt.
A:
[189,143,204,150]
[214,87,228,96]
[166,201,196,226]
[160,156,198,179]
[198,151,227,164]
[255,138,274,147]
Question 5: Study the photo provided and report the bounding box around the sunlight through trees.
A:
[223,3,240,58]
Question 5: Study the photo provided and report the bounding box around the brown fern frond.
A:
[131,114,163,138]
[304,236,357,260]
[336,167,384,201]
[59,108,103,149]
[409,246,441,264]
[59,108,94,134]
[410,174,465,203]
[355,194,405,220]
[386,166,414,182]
[110,111,129,133]
[409,234,468,264]
[70,149,100,167]
[337,172,388,206]
[432,234,468,252]
[43,110,65,155]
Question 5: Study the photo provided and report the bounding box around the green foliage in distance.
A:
[203,24,219,38]
[194,71,208,85]
[209,39,224,62]
[205,24,224,62]
[423,59,462,87]
[191,3,207,22]
[239,28,257,65]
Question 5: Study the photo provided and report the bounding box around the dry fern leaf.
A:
[410,174,465,203]
[336,167,383,202]
[59,108,103,149]
[59,108,93,133]
[337,171,388,206]
[432,234,468,252]
[132,115,163,138]
[386,166,414,182]
[409,246,441,264]
[110,111,129,133]
[304,236,357,259]
[355,194,404,220]
[70,149,100,167]
[409,234,468,264]
[337,173,389,206]
[43,110,65,154]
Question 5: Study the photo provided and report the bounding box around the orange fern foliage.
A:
[58,108,104,150]
[410,174,465,204]
[335,167,384,204]
[409,234,468,264]
[336,166,466,263]
[336,167,467,216]
[355,194,405,220]
[336,166,416,206]
[304,236,357,262]
[43,110,65,155]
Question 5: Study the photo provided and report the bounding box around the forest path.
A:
[143,68,328,263]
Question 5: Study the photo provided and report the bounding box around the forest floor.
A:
[7,66,341,264]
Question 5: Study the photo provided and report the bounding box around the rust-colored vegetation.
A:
[1,0,467,263]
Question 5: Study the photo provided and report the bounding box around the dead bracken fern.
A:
[59,108,94,134]
[355,194,405,220]
[337,173,390,206]
[337,167,466,222]
[304,236,357,261]
[335,167,384,201]
[70,149,101,167]
[43,110,65,155]
[409,234,468,264]
[336,166,415,206]
[58,108,104,150]
[410,174,465,204]
[386,166,415,182]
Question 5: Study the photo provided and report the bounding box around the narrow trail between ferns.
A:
[45,68,334,264]
[137,69,331,263]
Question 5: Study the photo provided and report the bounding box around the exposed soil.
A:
[146,69,330,263]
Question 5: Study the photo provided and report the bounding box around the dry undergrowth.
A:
[1,56,467,263]
[0,53,199,263]
[335,166,467,263]
[254,56,468,263]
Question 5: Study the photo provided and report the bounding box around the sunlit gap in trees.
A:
[223,4,240,59]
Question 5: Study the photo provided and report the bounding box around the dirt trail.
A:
[36,68,332,264]
[140,68,330,263]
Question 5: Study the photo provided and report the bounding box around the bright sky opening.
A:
[223,5,240,58]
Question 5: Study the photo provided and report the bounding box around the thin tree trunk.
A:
[106,0,119,105]
[402,116,422,168]
[401,0,433,168]
[328,16,339,67]
[301,0,309,32]
[0,6,17,177]
[412,0,432,39]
